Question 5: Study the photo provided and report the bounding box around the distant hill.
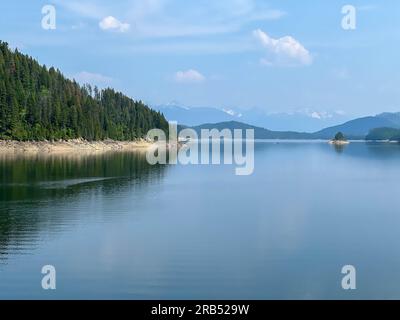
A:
[154,104,350,132]
[312,113,400,139]
[366,127,400,141]
[0,41,168,141]
[189,121,312,139]
[183,112,400,140]
[378,112,400,126]
[154,104,235,127]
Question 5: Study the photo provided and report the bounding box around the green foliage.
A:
[366,127,400,141]
[334,132,346,141]
[0,41,169,141]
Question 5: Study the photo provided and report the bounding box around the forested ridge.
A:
[0,41,168,141]
[366,127,400,141]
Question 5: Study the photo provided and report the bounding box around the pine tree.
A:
[0,41,169,141]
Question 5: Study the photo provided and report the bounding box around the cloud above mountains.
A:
[253,29,312,66]
[99,16,130,32]
[174,69,206,84]
[56,0,285,39]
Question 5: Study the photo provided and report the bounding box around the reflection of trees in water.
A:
[254,140,400,159]
[332,142,400,160]
[364,142,400,159]
[332,144,346,154]
[0,152,168,262]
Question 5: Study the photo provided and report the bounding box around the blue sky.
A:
[1,0,400,117]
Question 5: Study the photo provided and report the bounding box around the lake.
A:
[1,141,400,299]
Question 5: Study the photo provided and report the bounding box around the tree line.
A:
[0,41,169,141]
[366,127,400,141]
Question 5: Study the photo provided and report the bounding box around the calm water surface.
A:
[1,142,400,299]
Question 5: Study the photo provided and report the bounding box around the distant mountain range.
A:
[183,112,400,140]
[154,103,350,132]
[156,103,400,140]
[190,121,311,139]
[312,112,400,139]
[366,127,400,141]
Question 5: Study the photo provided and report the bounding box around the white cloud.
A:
[301,109,330,119]
[56,0,286,38]
[55,0,287,56]
[223,108,243,118]
[74,71,114,86]
[99,16,130,32]
[310,112,322,119]
[253,29,312,66]
[174,69,205,84]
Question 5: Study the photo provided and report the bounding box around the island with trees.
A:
[329,132,349,145]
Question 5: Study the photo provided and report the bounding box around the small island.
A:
[329,132,350,145]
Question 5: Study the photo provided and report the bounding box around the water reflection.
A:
[2,142,400,299]
[0,151,167,262]
[332,143,347,154]
[252,140,400,161]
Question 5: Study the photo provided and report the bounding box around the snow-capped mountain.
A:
[154,104,350,132]
[153,103,240,127]
[240,108,350,132]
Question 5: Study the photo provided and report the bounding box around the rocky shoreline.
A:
[329,140,350,145]
[0,139,152,154]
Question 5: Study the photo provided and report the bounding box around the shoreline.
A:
[0,139,152,155]
[0,138,396,155]
[328,140,350,145]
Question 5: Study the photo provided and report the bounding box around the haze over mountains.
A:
[313,112,400,139]
[190,121,312,140]
[154,103,350,132]
[1,40,397,142]
[156,103,400,139]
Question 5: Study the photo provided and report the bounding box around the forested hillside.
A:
[366,127,400,141]
[0,41,168,141]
